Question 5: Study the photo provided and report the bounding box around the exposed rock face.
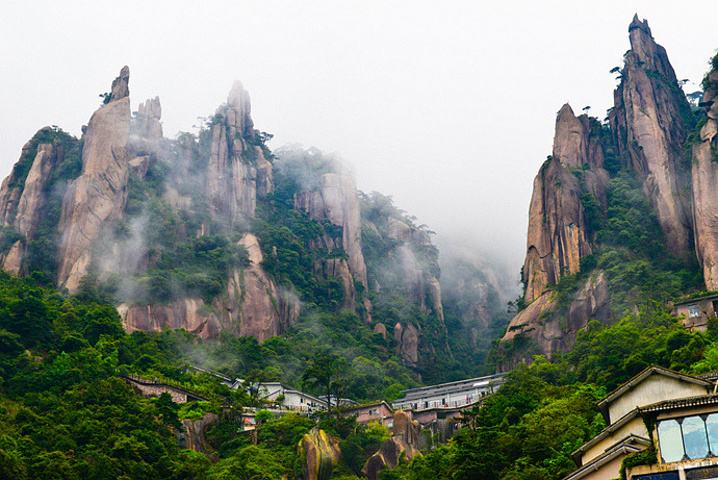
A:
[0,128,66,274]
[119,233,298,341]
[385,218,447,366]
[0,139,37,226]
[206,82,272,227]
[364,411,421,480]
[691,68,718,289]
[394,322,419,367]
[110,65,130,100]
[373,322,388,339]
[609,15,693,257]
[181,413,219,453]
[15,144,58,238]
[440,253,513,351]
[294,170,368,308]
[1,241,23,274]
[118,299,221,339]
[226,233,287,341]
[0,174,22,227]
[499,271,610,370]
[134,97,163,140]
[523,104,608,303]
[57,66,131,292]
[386,218,445,322]
[298,429,341,480]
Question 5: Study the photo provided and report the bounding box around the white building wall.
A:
[609,376,708,423]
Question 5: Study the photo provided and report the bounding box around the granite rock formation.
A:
[298,429,341,480]
[364,410,421,480]
[501,104,610,364]
[609,15,693,258]
[0,65,454,366]
[0,131,63,273]
[57,66,131,293]
[294,163,368,310]
[500,271,610,369]
[523,104,608,303]
[206,81,272,227]
[691,66,718,289]
[119,233,298,341]
[181,413,219,453]
[498,16,703,365]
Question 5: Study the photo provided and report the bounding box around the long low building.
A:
[255,382,328,413]
[392,373,507,412]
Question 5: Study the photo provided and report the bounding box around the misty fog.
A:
[1,0,717,298]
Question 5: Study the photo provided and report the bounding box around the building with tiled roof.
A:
[565,366,718,480]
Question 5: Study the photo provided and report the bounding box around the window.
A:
[706,414,718,450]
[686,465,718,479]
[658,414,718,463]
[658,419,684,462]
[688,304,701,318]
[683,416,709,459]
[634,473,679,480]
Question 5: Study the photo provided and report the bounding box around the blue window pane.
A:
[658,419,684,462]
[706,414,718,455]
[683,416,709,459]
[634,473,679,480]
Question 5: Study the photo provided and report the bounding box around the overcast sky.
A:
[1,1,716,286]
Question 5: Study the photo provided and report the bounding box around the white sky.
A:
[1,0,716,285]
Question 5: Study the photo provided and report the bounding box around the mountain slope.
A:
[0,66,503,384]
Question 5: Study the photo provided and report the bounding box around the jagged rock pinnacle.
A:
[110,65,130,101]
[628,14,651,36]
[557,103,575,120]
[227,81,253,133]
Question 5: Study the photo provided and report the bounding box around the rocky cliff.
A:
[293,157,369,311]
[499,15,706,366]
[298,429,341,480]
[117,84,294,342]
[0,130,64,274]
[364,410,421,480]
[609,15,693,258]
[206,81,272,227]
[691,63,718,289]
[523,104,608,303]
[359,191,450,370]
[497,103,610,365]
[58,66,131,293]
[499,271,609,370]
[0,65,458,374]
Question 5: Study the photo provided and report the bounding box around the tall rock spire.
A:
[609,16,693,257]
[522,104,607,303]
[691,59,718,289]
[206,81,273,227]
[57,66,131,292]
[0,128,63,274]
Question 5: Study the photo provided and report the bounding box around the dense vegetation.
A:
[0,271,406,479]
[385,304,718,480]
